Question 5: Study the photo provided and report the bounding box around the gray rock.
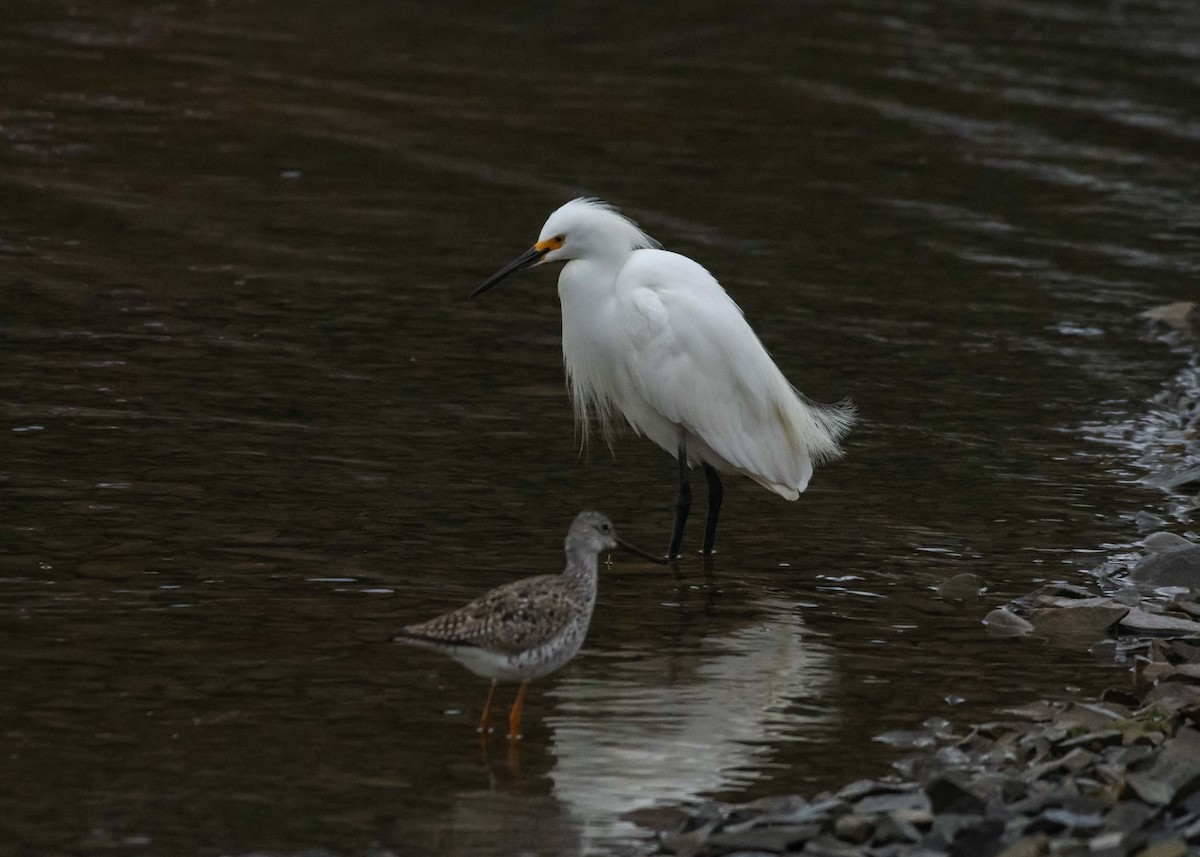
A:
[1146,466,1200,493]
[874,729,938,750]
[834,779,910,803]
[1039,807,1104,832]
[1140,301,1199,332]
[1029,602,1129,638]
[869,813,923,845]
[1136,511,1171,533]
[1118,607,1200,637]
[1035,595,1127,610]
[1084,830,1124,856]
[832,813,873,843]
[800,833,872,856]
[745,794,809,818]
[1143,532,1195,554]
[705,824,821,851]
[1058,730,1123,751]
[938,572,985,600]
[926,812,980,848]
[773,797,849,826]
[1129,546,1200,588]
[995,835,1049,857]
[925,771,986,815]
[948,817,1005,855]
[1100,800,1153,835]
[1057,748,1098,773]
[854,790,931,815]
[1126,728,1200,806]
[1132,837,1187,857]
[1171,597,1200,618]
[1015,582,1096,605]
[984,607,1035,637]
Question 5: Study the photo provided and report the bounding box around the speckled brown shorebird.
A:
[393,511,663,738]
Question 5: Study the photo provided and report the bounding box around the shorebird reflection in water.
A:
[392,511,663,738]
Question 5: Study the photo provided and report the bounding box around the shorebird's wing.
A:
[396,575,580,656]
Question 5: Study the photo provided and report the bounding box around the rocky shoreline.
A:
[626,308,1200,857]
[628,637,1200,857]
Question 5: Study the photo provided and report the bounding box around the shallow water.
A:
[3,1,1200,854]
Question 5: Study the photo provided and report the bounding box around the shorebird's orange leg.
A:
[508,681,529,739]
[479,679,497,734]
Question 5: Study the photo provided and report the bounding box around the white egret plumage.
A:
[473,198,855,559]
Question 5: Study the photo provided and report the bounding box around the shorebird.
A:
[393,511,662,738]
[473,198,855,559]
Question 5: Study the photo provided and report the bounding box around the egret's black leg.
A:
[668,444,691,560]
[701,463,723,556]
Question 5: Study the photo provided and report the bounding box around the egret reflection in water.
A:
[546,598,832,846]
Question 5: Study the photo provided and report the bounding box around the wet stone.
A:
[1029,602,1129,638]
[870,813,923,845]
[705,824,821,852]
[938,572,985,600]
[854,790,932,816]
[1118,607,1200,637]
[1140,301,1199,333]
[1129,546,1200,588]
[1086,830,1125,857]
[1142,682,1200,710]
[926,812,980,848]
[995,835,1049,857]
[800,834,871,856]
[833,813,873,843]
[1057,749,1098,773]
[1058,730,1123,751]
[745,795,810,818]
[1142,532,1194,554]
[1170,598,1200,619]
[985,607,1036,637]
[1021,582,1098,602]
[1037,808,1104,833]
[786,798,849,826]
[1005,702,1060,723]
[925,772,987,815]
[1132,838,1187,857]
[946,817,1004,856]
[1125,728,1200,807]
[835,779,911,802]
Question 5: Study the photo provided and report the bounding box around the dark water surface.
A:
[4,1,1200,854]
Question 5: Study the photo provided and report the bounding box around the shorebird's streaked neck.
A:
[563,547,601,583]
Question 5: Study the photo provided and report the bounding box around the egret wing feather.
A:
[587,249,853,498]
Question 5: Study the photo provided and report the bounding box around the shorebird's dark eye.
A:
[600,523,611,532]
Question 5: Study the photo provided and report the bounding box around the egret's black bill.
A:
[615,536,668,565]
[472,245,549,298]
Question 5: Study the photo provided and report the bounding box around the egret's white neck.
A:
[557,255,627,304]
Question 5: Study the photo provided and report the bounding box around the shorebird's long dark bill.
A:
[472,245,549,298]
[616,535,669,565]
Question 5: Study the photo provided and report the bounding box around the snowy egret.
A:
[392,511,663,738]
[473,198,855,559]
